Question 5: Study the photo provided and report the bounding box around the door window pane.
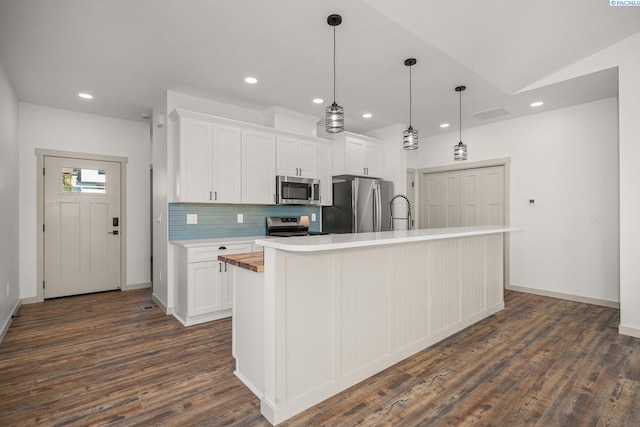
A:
[62,167,106,194]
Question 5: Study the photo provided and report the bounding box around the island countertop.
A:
[218,252,264,272]
[255,225,515,252]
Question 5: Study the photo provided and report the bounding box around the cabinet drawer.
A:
[188,243,253,263]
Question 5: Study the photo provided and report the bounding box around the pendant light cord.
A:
[333,25,336,103]
[459,89,462,141]
[409,65,412,127]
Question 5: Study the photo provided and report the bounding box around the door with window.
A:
[44,156,122,298]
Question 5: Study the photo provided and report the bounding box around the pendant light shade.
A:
[454,85,467,161]
[326,14,344,133]
[403,58,418,150]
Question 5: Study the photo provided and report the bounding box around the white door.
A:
[44,156,121,298]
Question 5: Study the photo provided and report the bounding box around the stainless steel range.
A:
[265,216,328,237]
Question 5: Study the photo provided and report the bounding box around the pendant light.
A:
[454,85,467,161]
[403,58,418,150]
[326,14,344,133]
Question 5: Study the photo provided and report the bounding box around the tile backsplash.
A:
[169,203,321,241]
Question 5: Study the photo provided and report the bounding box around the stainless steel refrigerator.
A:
[322,177,394,233]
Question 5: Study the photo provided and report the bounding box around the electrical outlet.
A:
[311,213,317,222]
[186,214,198,224]
[237,213,244,223]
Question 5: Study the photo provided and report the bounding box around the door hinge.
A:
[43,281,45,289]
[43,167,45,176]
[43,224,45,232]
[412,181,415,188]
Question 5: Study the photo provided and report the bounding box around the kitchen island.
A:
[228,225,513,425]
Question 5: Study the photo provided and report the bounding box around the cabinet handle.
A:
[219,263,222,273]
[299,168,302,176]
[209,191,212,200]
[214,191,217,201]
[296,167,299,176]
[219,246,227,250]
[224,263,228,272]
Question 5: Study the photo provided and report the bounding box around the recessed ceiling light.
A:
[440,123,450,128]
[244,77,258,84]
[530,101,544,107]
[313,98,324,104]
[78,92,93,99]
[362,113,372,118]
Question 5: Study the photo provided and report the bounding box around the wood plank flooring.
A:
[1,289,639,426]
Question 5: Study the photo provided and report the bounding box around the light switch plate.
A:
[311,213,317,221]
[237,213,244,223]
[186,214,198,224]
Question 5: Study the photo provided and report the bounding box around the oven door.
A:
[276,176,320,205]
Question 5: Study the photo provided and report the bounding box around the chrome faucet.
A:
[389,194,412,230]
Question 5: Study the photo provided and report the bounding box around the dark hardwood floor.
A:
[1,288,639,426]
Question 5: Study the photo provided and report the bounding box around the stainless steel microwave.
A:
[276,176,320,205]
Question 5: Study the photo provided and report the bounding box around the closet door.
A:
[460,169,482,226]
[421,172,460,228]
[482,166,505,225]
[420,165,505,229]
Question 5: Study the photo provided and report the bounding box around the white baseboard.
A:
[507,284,619,309]
[618,324,640,339]
[152,293,171,314]
[0,298,21,344]
[122,282,151,291]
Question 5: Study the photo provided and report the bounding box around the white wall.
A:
[517,33,640,335]
[18,103,151,298]
[0,61,20,336]
[418,98,620,304]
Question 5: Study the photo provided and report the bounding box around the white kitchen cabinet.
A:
[333,133,383,178]
[242,129,277,204]
[174,242,252,326]
[177,117,242,203]
[317,141,333,206]
[276,136,318,179]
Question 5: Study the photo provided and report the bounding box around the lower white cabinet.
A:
[175,242,252,326]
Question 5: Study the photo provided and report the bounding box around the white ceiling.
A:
[0,0,638,137]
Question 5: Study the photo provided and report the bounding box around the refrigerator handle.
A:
[373,183,382,232]
[352,179,358,233]
[373,185,377,232]
[376,184,382,231]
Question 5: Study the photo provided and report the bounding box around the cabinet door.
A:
[298,140,318,179]
[317,142,333,206]
[344,137,366,176]
[213,124,242,203]
[364,141,383,178]
[188,260,223,316]
[242,129,277,204]
[179,118,213,202]
[276,136,299,177]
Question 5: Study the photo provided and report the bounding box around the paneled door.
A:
[44,156,121,298]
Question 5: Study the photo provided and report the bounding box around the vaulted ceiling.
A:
[0,0,638,137]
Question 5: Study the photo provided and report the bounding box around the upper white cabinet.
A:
[176,114,241,203]
[333,133,383,178]
[276,136,318,179]
[317,142,333,206]
[242,129,277,204]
